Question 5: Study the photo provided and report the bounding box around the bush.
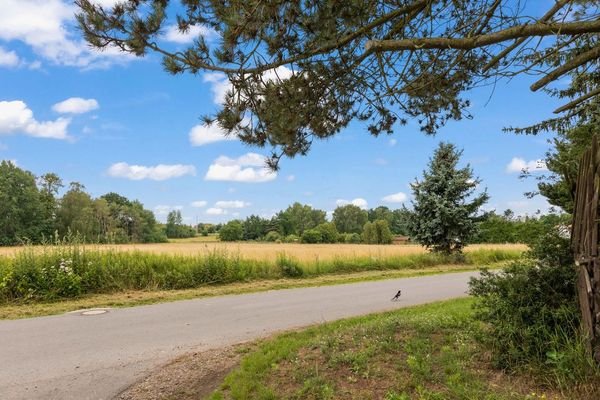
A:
[468,227,587,381]
[301,229,322,244]
[264,231,281,242]
[344,233,362,244]
[219,220,244,241]
[283,234,300,243]
[315,222,339,243]
[276,253,304,277]
[362,220,393,244]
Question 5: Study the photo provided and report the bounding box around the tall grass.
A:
[0,244,523,303]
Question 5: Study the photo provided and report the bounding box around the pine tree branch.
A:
[365,20,600,53]
[481,0,571,73]
[554,87,600,114]
[531,45,600,91]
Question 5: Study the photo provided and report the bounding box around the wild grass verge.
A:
[209,298,600,400]
[0,244,522,304]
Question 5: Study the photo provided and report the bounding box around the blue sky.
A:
[0,0,560,223]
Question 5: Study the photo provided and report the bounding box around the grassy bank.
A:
[209,298,599,400]
[0,244,522,304]
[0,265,482,319]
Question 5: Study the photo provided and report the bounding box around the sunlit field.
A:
[0,242,526,261]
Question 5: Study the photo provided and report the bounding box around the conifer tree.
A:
[408,142,489,254]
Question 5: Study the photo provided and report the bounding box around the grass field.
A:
[208,298,600,400]
[0,242,526,261]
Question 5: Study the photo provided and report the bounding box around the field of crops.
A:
[0,242,526,261]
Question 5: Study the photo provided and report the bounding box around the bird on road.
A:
[391,289,402,301]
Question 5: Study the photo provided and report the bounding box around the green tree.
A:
[362,219,393,244]
[526,123,596,214]
[407,142,489,254]
[333,204,368,234]
[390,208,412,236]
[276,203,326,236]
[243,215,268,240]
[0,161,46,244]
[315,222,339,243]
[301,229,322,244]
[165,210,184,238]
[56,182,95,239]
[77,1,600,168]
[219,220,244,241]
[368,206,392,224]
[362,221,377,244]
[37,172,64,238]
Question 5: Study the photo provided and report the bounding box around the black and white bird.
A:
[391,289,402,301]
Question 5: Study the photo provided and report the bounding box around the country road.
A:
[0,271,478,400]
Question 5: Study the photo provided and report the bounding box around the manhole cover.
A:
[81,309,108,316]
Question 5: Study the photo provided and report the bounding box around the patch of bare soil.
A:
[117,346,247,400]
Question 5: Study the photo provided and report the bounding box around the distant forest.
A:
[0,161,569,246]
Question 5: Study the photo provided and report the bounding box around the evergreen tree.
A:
[407,142,489,254]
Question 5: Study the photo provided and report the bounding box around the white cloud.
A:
[336,198,368,209]
[164,24,217,44]
[206,207,227,215]
[52,97,99,114]
[374,158,388,166]
[189,122,237,146]
[506,198,550,216]
[0,0,131,67]
[0,46,20,67]
[191,200,208,208]
[203,66,294,105]
[0,100,70,139]
[205,153,277,183]
[286,175,295,182]
[389,138,397,146]
[214,200,249,209]
[154,205,183,215]
[90,0,122,8]
[506,157,548,173]
[382,192,407,203]
[107,162,196,181]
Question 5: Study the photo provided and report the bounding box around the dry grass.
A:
[0,242,526,261]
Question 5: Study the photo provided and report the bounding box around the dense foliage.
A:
[407,143,488,253]
[165,210,196,239]
[0,161,166,245]
[469,227,585,376]
[474,209,571,245]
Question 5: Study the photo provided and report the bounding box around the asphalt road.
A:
[0,271,477,400]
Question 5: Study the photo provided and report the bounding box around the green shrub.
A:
[264,231,281,242]
[315,223,339,243]
[276,253,304,277]
[283,234,300,243]
[468,227,591,384]
[362,220,392,244]
[219,220,244,241]
[345,233,362,244]
[301,229,322,244]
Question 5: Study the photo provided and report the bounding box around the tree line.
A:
[0,161,165,245]
[214,143,569,249]
[216,202,407,244]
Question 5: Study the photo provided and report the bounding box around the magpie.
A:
[391,289,402,301]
